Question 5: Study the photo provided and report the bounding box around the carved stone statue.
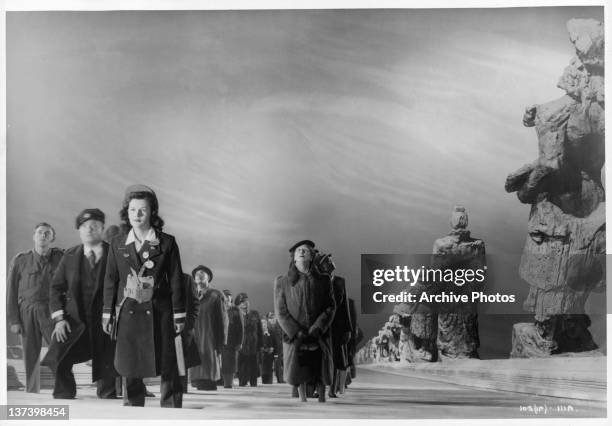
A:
[432,206,485,359]
[394,206,485,361]
[506,19,605,357]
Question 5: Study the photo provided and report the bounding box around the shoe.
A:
[145,390,155,397]
[53,394,75,399]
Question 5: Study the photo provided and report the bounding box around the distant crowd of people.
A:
[7,184,363,408]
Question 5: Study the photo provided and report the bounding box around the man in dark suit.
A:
[45,209,117,399]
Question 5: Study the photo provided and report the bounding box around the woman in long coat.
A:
[273,240,336,402]
[189,265,228,391]
[102,185,186,408]
[221,290,244,388]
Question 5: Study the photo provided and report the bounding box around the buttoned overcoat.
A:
[103,232,185,378]
[273,269,336,386]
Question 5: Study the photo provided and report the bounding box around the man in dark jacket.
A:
[7,222,63,393]
[181,272,201,392]
[221,290,243,388]
[261,314,275,384]
[236,293,263,387]
[44,209,117,399]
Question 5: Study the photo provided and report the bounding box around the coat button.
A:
[146,310,151,315]
[129,310,134,314]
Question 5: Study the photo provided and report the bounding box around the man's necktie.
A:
[87,250,96,269]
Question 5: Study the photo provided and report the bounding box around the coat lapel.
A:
[118,236,141,272]
[68,246,83,295]
[142,235,163,262]
[92,242,109,304]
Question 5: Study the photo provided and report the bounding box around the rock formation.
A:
[506,19,605,357]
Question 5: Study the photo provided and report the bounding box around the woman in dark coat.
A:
[102,184,186,408]
[236,293,263,387]
[221,290,244,388]
[273,240,336,402]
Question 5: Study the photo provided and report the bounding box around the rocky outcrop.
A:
[506,19,605,357]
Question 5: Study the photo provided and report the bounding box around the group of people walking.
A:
[7,184,362,408]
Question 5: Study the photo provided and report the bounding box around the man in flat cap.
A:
[43,209,118,399]
[7,222,63,393]
[189,265,228,391]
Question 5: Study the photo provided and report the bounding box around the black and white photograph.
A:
[1,0,609,424]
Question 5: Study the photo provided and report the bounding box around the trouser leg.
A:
[96,375,118,399]
[274,358,284,383]
[20,305,43,393]
[329,369,339,397]
[124,377,145,407]
[115,377,123,397]
[222,373,234,388]
[317,383,326,403]
[249,355,258,387]
[338,369,347,394]
[181,375,188,393]
[238,353,247,386]
[53,357,76,399]
[160,372,183,408]
[298,383,307,402]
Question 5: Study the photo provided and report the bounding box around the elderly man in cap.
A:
[42,209,118,399]
[7,222,63,393]
[189,265,228,391]
[236,292,263,387]
[273,240,336,402]
[221,289,244,388]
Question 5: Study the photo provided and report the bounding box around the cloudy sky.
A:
[6,7,605,357]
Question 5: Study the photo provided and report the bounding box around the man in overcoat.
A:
[102,185,186,407]
[221,289,244,388]
[236,293,263,387]
[260,315,275,384]
[43,209,118,399]
[7,222,63,393]
[273,240,336,402]
[267,312,285,384]
[181,272,201,392]
[189,265,228,391]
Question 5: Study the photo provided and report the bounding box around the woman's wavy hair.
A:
[119,191,165,234]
